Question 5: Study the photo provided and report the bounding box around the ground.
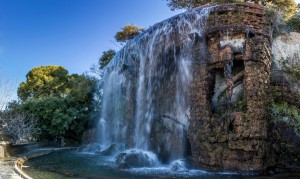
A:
[0,158,22,179]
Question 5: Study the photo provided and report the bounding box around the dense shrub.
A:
[287,13,300,32]
[270,103,300,134]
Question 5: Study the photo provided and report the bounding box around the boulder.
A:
[115,149,158,169]
[95,144,123,156]
[170,160,187,172]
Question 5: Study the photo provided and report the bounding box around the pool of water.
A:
[23,150,300,179]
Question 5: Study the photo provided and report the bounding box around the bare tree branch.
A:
[0,113,40,144]
[0,68,18,110]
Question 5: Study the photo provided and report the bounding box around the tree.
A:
[0,68,17,110]
[114,25,144,43]
[99,49,116,69]
[288,11,300,32]
[18,65,70,101]
[11,75,96,142]
[13,66,97,142]
[266,0,298,20]
[0,112,40,144]
[165,0,298,20]
[17,96,87,140]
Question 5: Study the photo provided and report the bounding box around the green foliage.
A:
[270,85,300,108]
[234,97,247,112]
[18,66,70,101]
[285,64,300,81]
[13,66,97,142]
[269,82,300,135]
[287,12,300,32]
[220,97,247,117]
[114,25,144,43]
[21,97,84,140]
[99,49,116,69]
[270,103,300,132]
[266,0,298,21]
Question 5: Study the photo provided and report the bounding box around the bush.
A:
[270,103,300,134]
[114,25,144,43]
[0,112,40,144]
[287,12,300,32]
[285,64,300,81]
[99,50,116,69]
[10,71,97,142]
[270,85,300,108]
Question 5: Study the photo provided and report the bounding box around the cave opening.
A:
[210,56,245,116]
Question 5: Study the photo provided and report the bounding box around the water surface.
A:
[23,151,300,179]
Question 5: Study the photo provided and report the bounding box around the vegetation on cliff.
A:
[166,0,299,31]
[270,60,300,135]
[269,84,300,167]
[269,35,300,167]
[114,25,144,44]
[288,13,300,32]
[99,50,116,69]
[99,24,143,69]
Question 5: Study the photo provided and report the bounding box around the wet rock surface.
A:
[96,144,123,156]
[268,32,300,172]
[116,150,158,169]
[188,3,273,172]
[270,121,300,171]
[150,115,188,163]
[170,160,188,172]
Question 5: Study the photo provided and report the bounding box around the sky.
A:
[0,0,180,101]
[0,0,299,102]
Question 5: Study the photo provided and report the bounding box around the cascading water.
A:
[97,6,212,164]
[96,66,127,147]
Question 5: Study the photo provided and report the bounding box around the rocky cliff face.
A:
[268,32,300,172]
[271,32,300,94]
[98,2,300,173]
[188,3,273,172]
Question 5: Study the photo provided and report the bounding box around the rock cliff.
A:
[98,2,300,173]
[188,3,273,172]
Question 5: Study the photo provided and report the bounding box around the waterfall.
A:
[97,6,212,162]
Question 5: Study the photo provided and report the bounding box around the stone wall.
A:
[188,3,273,172]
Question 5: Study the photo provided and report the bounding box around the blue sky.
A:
[0,0,299,102]
[0,0,180,85]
